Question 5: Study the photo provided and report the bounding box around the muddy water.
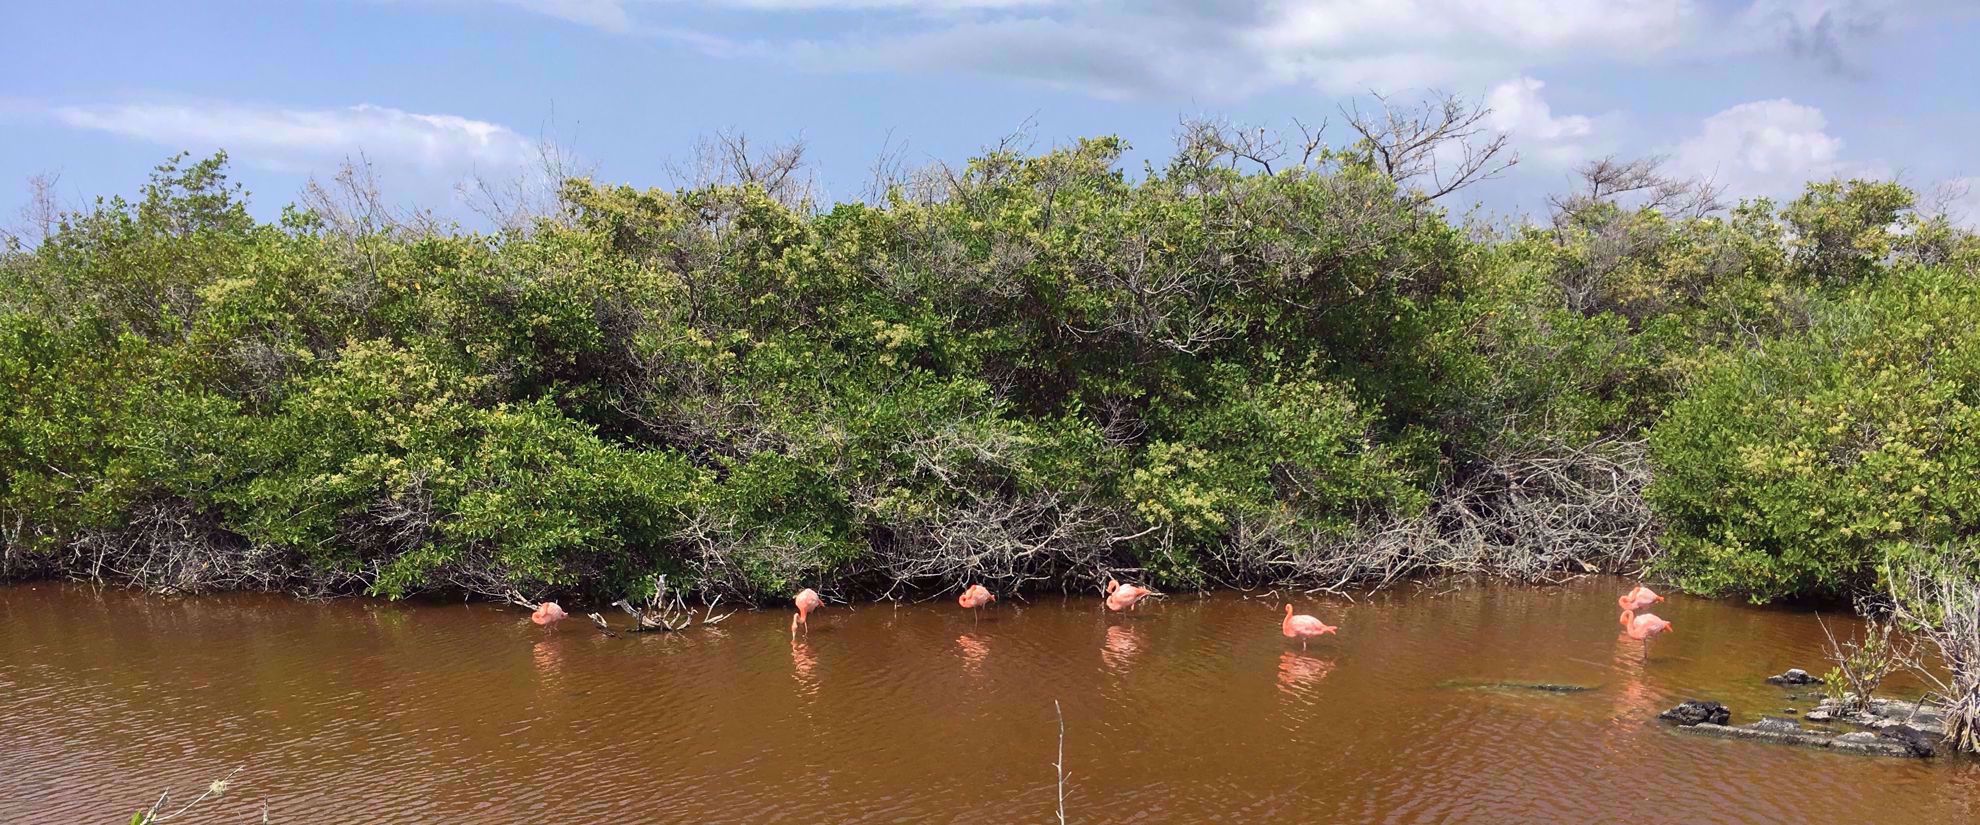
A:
[3,578,1977,824]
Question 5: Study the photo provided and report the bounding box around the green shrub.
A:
[1649,267,1980,601]
[7,143,1974,603]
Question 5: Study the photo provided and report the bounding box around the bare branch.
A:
[665,128,816,209]
[3,172,65,249]
[1549,155,1725,222]
[1340,91,1517,202]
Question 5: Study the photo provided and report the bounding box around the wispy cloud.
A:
[493,0,635,31]
[1733,0,1979,77]
[441,1,1979,105]
[48,101,537,175]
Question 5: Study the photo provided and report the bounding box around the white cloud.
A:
[1671,99,1892,199]
[793,1,1712,101]
[1260,0,1694,58]
[494,0,635,31]
[49,101,537,175]
[1485,76,1596,167]
[434,0,1711,99]
[416,0,1980,106]
[719,0,1050,8]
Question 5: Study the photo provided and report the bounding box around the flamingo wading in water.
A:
[1622,609,1674,652]
[1618,585,1664,613]
[791,588,823,638]
[1104,578,1158,612]
[1281,604,1338,650]
[959,584,996,622]
[530,601,567,626]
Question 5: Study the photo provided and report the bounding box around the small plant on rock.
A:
[1817,612,1911,714]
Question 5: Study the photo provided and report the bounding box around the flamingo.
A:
[1281,604,1338,650]
[1104,578,1159,612]
[958,584,996,623]
[791,588,823,638]
[1624,611,1673,642]
[530,601,567,626]
[1618,585,1664,612]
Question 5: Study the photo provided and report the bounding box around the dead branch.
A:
[1341,91,1516,202]
[665,128,816,209]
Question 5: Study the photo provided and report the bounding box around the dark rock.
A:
[1676,723,1918,757]
[1836,731,1879,743]
[1878,725,1938,758]
[1783,708,1797,714]
[1766,668,1819,686]
[1660,700,1732,726]
[1751,717,1801,733]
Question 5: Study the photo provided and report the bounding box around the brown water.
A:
[3,578,1977,824]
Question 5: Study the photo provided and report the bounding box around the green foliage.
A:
[1782,180,1914,288]
[4,144,1975,603]
[1649,268,1980,601]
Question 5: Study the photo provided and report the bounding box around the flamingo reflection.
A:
[956,632,990,674]
[1101,624,1143,672]
[1277,651,1335,696]
[531,639,564,686]
[790,639,819,693]
[1603,627,1666,742]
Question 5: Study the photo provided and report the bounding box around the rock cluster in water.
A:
[1659,694,1946,758]
[1765,668,1820,685]
[1658,700,1731,726]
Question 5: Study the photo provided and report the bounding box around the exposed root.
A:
[1207,436,1655,589]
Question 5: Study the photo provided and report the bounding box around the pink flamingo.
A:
[791,588,823,638]
[1622,609,1674,654]
[530,601,567,626]
[1104,578,1158,612]
[1281,604,1338,650]
[958,584,996,609]
[958,584,996,622]
[1618,585,1664,612]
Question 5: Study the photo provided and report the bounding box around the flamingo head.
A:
[1283,604,1294,616]
[1106,578,1120,595]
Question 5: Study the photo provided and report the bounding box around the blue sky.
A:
[4,0,1978,229]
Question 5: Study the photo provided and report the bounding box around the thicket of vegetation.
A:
[2,103,1976,610]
